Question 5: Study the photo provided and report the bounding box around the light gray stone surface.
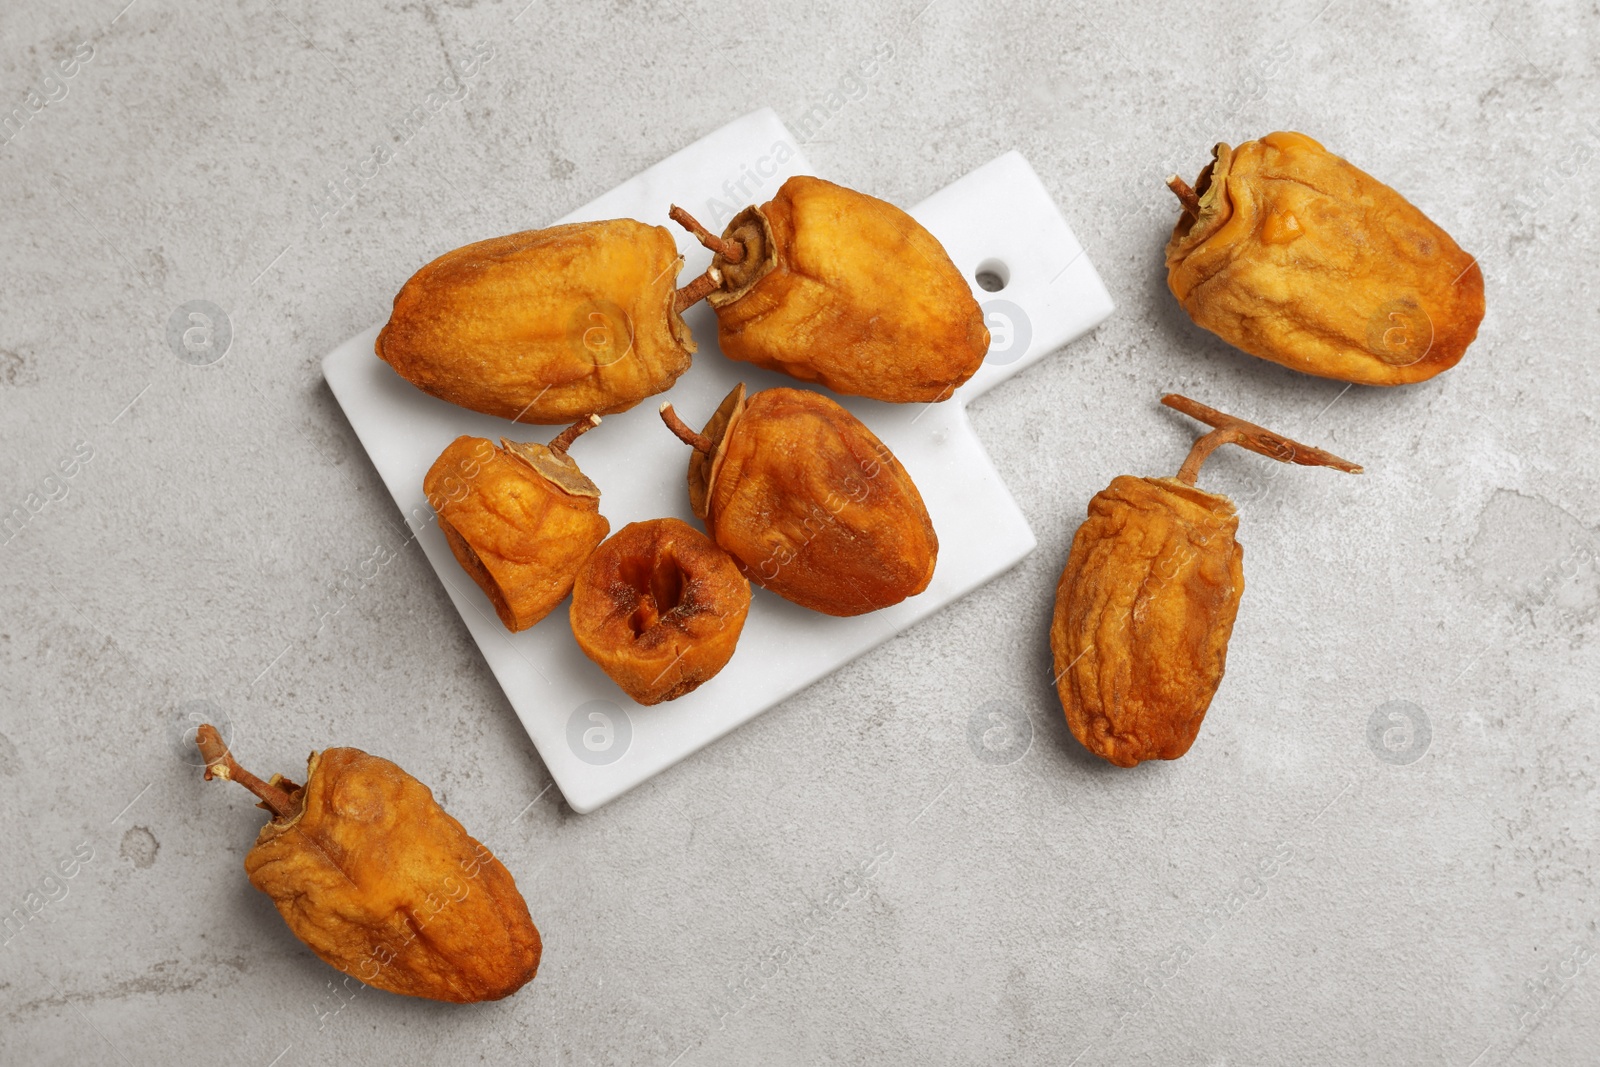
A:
[1,0,1597,1063]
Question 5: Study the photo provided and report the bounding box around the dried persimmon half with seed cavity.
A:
[570,518,750,705]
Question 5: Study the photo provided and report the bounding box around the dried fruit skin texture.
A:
[707,176,989,402]
[243,747,541,1002]
[1050,476,1244,767]
[424,434,609,632]
[570,518,750,704]
[703,388,937,616]
[1165,132,1484,385]
[377,219,695,422]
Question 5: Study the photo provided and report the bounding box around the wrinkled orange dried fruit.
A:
[570,517,750,704]
[196,725,540,1003]
[377,219,705,423]
[424,417,609,632]
[670,177,989,402]
[1050,395,1361,767]
[1165,132,1484,386]
[659,384,937,616]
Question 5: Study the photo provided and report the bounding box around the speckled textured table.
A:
[2,1,1597,1064]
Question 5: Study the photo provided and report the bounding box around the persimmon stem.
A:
[669,205,746,263]
[1166,174,1202,215]
[547,414,600,455]
[1162,393,1363,486]
[1177,429,1245,485]
[674,267,723,313]
[658,402,712,454]
[196,724,297,819]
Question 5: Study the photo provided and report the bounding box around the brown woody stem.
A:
[1176,429,1244,485]
[658,402,713,454]
[669,205,745,263]
[674,266,723,313]
[1162,393,1364,486]
[196,724,297,819]
[1166,174,1202,216]
[548,414,600,455]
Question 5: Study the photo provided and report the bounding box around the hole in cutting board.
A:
[974,258,1009,292]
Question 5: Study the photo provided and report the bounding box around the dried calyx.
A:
[659,384,747,521]
[1161,393,1363,487]
[668,204,776,306]
[1164,147,1228,246]
[501,414,602,498]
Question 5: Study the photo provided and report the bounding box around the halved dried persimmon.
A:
[570,518,750,705]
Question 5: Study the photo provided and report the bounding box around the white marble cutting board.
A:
[322,109,1113,812]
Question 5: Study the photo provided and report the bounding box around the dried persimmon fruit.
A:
[195,725,540,1003]
[377,219,713,423]
[669,177,989,402]
[659,384,937,616]
[424,417,609,632]
[1050,395,1362,767]
[1165,132,1484,385]
[569,517,750,705]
